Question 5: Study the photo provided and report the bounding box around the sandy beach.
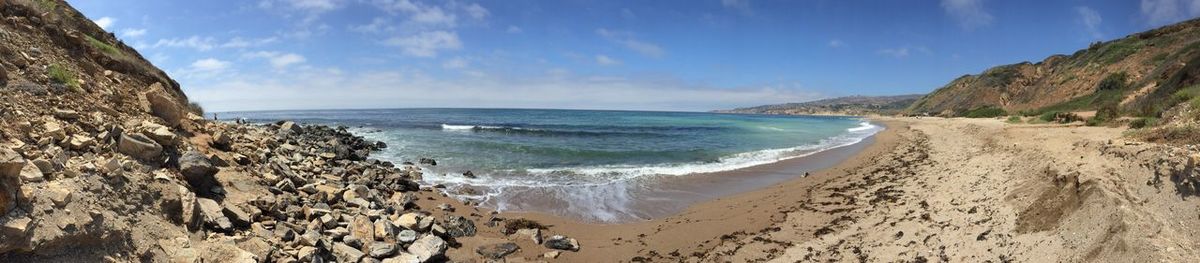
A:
[409,117,1200,262]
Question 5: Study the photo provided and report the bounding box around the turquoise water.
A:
[223,108,881,221]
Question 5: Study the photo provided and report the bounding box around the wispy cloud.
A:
[94,17,116,30]
[595,54,621,66]
[596,28,665,58]
[941,0,993,31]
[877,46,930,58]
[244,51,307,69]
[121,28,147,38]
[1139,0,1200,26]
[191,58,231,72]
[828,39,845,48]
[442,57,469,69]
[385,30,462,57]
[259,0,344,23]
[153,36,217,51]
[222,37,280,48]
[721,0,752,15]
[1075,6,1103,39]
[506,25,523,33]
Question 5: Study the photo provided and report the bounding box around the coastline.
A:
[432,119,906,261]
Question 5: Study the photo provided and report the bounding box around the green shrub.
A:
[188,102,205,116]
[47,64,80,92]
[85,36,121,56]
[1006,116,1022,124]
[1129,117,1158,129]
[1038,111,1083,124]
[36,0,57,11]
[1039,111,1060,122]
[962,106,1007,118]
[1096,72,1128,91]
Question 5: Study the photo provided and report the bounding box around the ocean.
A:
[221,108,882,222]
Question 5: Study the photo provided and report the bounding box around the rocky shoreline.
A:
[1,112,581,262]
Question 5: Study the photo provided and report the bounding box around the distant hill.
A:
[907,18,1200,124]
[715,94,924,116]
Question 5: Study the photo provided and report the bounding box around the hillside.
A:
[907,18,1200,135]
[0,1,552,262]
[716,94,924,116]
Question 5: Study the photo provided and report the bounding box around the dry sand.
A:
[422,117,1200,262]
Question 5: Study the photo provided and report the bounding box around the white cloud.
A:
[260,0,344,23]
[372,0,458,27]
[245,51,306,69]
[878,46,930,58]
[621,8,636,20]
[153,36,217,51]
[721,0,752,14]
[185,67,823,112]
[1139,0,1200,26]
[121,28,147,38]
[506,25,523,33]
[191,58,231,72]
[442,57,469,69]
[941,0,993,31]
[464,3,489,20]
[595,55,621,66]
[385,30,462,57]
[596,28,665,58]
[222,37,280,48]
[94,17,116,30]
[352,17,394,33]
[828,39,845,48]
[1075,6,1103,39]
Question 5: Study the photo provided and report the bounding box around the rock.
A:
[32,159,53,175]
[52,109,79,120]
[543,251,561,259]
[0,216,32,254]
[367,242,397,258]
[1,148,25,215]
[380,252,421,263]
[280,121,303,134]
[408,235,447,262]
[18,163,43,183]
[462,171,476,178]
[296,246,320,262]
[343,184,370,201]
[443,215,476,238]
[116,133,163,161]
[178,186,201,230]
[197,198,233,231]
[436,203,453,212]
[475,242,520,259]
[516,228,542,244]
[101,158,121,175]
[223,203,253,227]
[351,215,375,242]
[394,213,420,230]
[544,235,580,251]
[397,230,418,243]
[211,132,232,150]
[417,216,434,232]
[146,126,177,147]
[179,151,219,190]
[374,219,397,241]
[42,122,66,141]
[66,134,94,150]
[332,242,366,262]
[46,186,71,207]
[145,83,186,127]
[418,158,437,166]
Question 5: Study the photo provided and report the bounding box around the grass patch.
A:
[85,35,122,57]
[1129,117,1159,129]
[1137,125,1200,145]
[47,64,81,92]
[1085,38,1146,65]
[1006,116,1023,124]
[35,0,57,11]
[961,106,1007,118]
[1029,72,1130,116]
[1038,111,1083,124]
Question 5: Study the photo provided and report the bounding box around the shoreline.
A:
[473,121,884,224]
[438,119,906,261]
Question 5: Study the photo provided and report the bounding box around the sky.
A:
[68,0,1200,112]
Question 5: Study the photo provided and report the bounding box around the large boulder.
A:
[197,198,232,231]
[407,235,447,262]
[1,148,24,215]
[179,151,218,190]
[117,133,163,161]
[442,215,476,238]
[143,83,186,127]
[279,121,303,135]
[476,242,520,259]
[544,235,580,251]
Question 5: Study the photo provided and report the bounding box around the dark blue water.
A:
[222,108,881,222]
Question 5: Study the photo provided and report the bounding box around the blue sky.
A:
[69,0,1200,112]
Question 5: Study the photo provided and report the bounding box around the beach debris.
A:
[476,242,520,259]
[545,235,581,251]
